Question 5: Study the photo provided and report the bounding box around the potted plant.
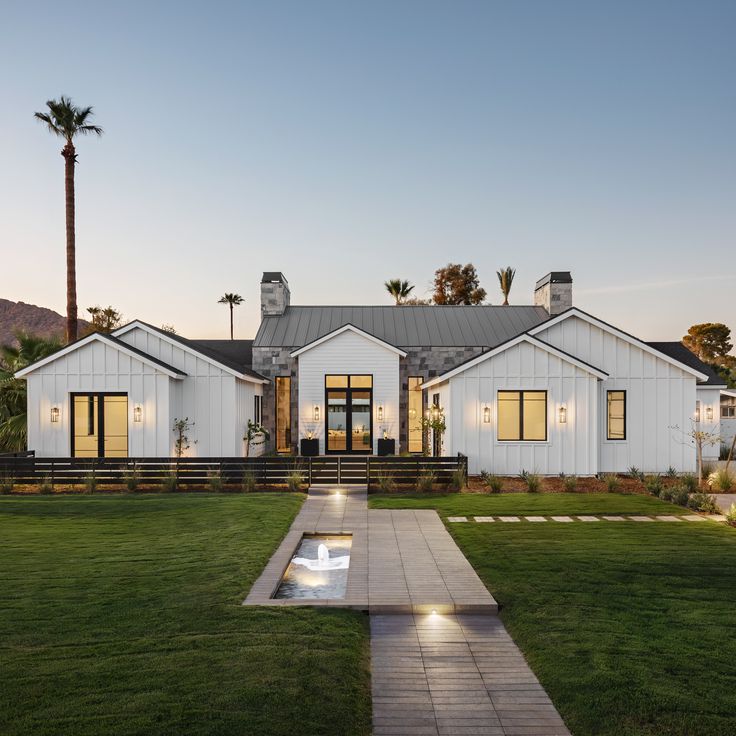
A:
[300,431,319,456]
[377,430,395,456]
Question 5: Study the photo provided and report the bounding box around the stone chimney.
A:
[534,272,572,315]
[260,272,290,316]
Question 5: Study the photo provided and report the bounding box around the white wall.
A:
[296,330,400,454]
[26,340,172,457]
[536,316,697,472]
[441,340,599,476]
[697,387,724,460]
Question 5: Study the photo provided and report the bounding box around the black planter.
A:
[300,438,319,456]
[377,438,396,456]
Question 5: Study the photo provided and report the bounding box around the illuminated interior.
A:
[275,376,291,452]
[498,390,547,441]
[607,390,626,440]
[408,376,423,453]
[72,393,128,457]
[326,375,372,453]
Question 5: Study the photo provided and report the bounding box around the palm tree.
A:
[0,333,62,451]
[496,267,516,306]
[218,293,244,339]
[34,97,103,344]
[384,279,415,305]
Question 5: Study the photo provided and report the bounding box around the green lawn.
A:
[371,493,736,736]
[0,494,371,736]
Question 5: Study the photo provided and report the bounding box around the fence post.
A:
[308,457,312,487]
[366,457,371,491]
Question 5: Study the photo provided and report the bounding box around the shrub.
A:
[241,471,257,493]
[480,470,503,493]
[83,473,98,494]
[449,467,466,491]
[707,468,734,492]
[687,491,718,514]
[562,474,578,492]
[670,485,690,507]
[628,466,645,482]
[602,473,621,493]
[665,466,679,478]
[123,469,140,492]
[720,444,730,461]
[38,476,53,494]
[0,474,14,494]
[416,470,436,492]
[377,470,396,493]
[286,471,304,492]
[659,486,675,502]
[207,470,224,493]
[701,460,715,478]
[680,473,698,493]
[644,474,664,497]
[161,472,178,493]
[520,470,541,493]
[726,503,736,527]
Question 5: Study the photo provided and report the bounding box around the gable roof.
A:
[290,323,408,357]
[646,342,726,387]
[421,333,609,389]
[254,305,550,349]
[529,308,710,382]
[15,332,187,379]
[113,321,267,382]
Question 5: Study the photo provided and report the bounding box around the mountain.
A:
[0,299,90,346]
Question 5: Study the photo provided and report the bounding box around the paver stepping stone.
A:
[525,516,547,522]
[602,515,626,521]
[474,516,495,522]
[707,515,728,522]
[577,516,599,522]
[498,516,521,522]
[682,514,707,521]
[656,515,683,522]
[551,516,573,522]
[447,516,468,523]
[629,516,654,522]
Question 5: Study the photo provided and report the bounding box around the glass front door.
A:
[325,375,372,454]
[72,393,128,457]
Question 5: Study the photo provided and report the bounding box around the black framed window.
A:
[70,392,128,457]
[497,390,547,441]
[407,376,424,454]
[254,395,262,425]
[607,390,626,440]
[275,377,291,452]
[325,375,373,454]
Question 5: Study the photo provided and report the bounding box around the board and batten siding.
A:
[696,387,723,460]
[117,327,252,457]
[441,340,599,476]
[296,329,400,454]
[535,316,697,472]
[25,339,172,457]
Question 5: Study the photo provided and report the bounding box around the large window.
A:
[254,395,262,425]
[71,393,128,457]
[497,391,547,441]
[325,375,373,454]
[722,396,736,419]
[607,390,626,440]
[275,377,291,452]
[407,377,423,453]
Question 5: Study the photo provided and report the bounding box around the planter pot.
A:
[300,438,319,456]
[377,438,396,456]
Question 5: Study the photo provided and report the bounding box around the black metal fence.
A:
[0,453,468,489]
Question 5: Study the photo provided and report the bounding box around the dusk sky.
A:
[2,1,734,341]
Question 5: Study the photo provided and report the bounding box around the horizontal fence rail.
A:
[0,453,467,489]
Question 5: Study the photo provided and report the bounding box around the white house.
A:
[16,271,726,475]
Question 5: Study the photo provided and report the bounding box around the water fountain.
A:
[274,535,352,599]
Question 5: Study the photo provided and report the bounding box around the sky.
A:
[1,0,735,342]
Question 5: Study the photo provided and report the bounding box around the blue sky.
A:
[2,1,735,341]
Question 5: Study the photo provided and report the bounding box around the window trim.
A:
[606,389,627,441]
[496,390,548,443]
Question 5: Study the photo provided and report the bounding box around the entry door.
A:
[71,393,128,457]
[325,375,373,454]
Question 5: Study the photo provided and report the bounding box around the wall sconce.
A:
[133,404,143,423]
[50,406,60,423]
[430,405,440,421]
[695,404,701,422]
[377,405,384,421]
[313,405,320,422]
[558,405,567,424]
[483,405,491,423]
[705,406,713,421]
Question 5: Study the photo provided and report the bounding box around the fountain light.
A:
[431,608,437,616]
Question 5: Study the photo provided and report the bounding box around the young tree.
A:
[218,293,244,340]
[432,263,486,305]
[85,306,123,334]
[384,279,415,305]
[496,267,516,306]
[34,97,103,344]
[683,323,734,365]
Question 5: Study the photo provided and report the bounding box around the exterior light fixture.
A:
[377,405,384,421]
[50,406,60,423]
[133,405,143,423]
[483,405,491,423]
[313,405,320,422]
[430,405,440,421]
[431,608,437,615]
[558,405,567,424]
[695,404,701,422]
[705,406,713,421]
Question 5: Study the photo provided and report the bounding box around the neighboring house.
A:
[721,390,736,451]
[16,271,723,474]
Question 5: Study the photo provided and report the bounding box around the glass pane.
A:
[276,377,291,452]
[73,395,99,457]
[408,377,423,453]
[497,391,520,441]
[327,390,347,452]
[607,391,625,440]
[351,389,371,451]
[522,392,547,441]
[350,375,372,388]
[326,375,348,388]
[103,395,128,457]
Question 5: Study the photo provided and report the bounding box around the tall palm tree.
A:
[34,97,103,344]
[384,279,415,305]
[496,267,516,306]
[218,293,244,339]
